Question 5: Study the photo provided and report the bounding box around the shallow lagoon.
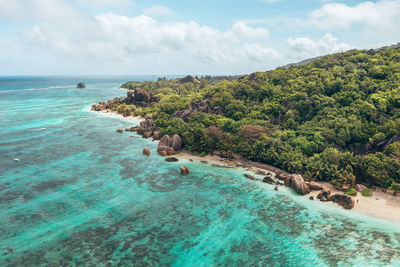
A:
[1,77,399,266]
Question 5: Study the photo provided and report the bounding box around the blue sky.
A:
[0,0,399,75]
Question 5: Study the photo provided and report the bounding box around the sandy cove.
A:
[176,150,400,223]
[101,111,400,224]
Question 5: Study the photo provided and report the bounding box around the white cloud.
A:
[143,5,175,17]
[232,22,269,38]
[0,0,277,71]
[76,0,135,9]
[236,43,281,63]
[287,33,352,57]
[310,0,400,29]
[261,0,284,3]
[0,0,282,74]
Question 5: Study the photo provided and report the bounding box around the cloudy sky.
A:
[0,0,399,75]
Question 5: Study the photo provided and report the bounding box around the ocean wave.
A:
[0,85,75,93]
[30,128,47,132]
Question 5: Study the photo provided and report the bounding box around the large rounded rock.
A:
[307,182,324,191]
[263,176,274,184]
[317,189,331,201]
[137,128,145,135]
[355,184,367,192]
[116,129,124,133]
[152,131,160,140]
[135,88,152,103]
[143,131,153,138]
[330,194,355,210]
[169,135,182,152]
[127,90,134,98]
[157,135,170,152]
[158,150,168,157]
[284,174,311,195]
[130,126,139,132]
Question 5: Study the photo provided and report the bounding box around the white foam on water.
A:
[30,128,47,132]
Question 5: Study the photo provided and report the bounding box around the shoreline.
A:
[175,150,400,224]
[96,111,400,224]
[95,110,144,123]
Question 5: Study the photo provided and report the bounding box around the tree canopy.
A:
[113,47,400,189]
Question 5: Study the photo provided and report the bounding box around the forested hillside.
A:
[114,47,400,191]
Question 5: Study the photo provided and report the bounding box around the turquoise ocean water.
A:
[0,76,399,266]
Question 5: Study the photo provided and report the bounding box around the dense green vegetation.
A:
[362,188,372,197]
[118,47,400,190]
[345,188,357,196]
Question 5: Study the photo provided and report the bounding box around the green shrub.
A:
[197,151,208,157]
[345,188,357,196]
[362,188,372,197]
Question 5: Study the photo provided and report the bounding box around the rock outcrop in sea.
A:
[142,148,150,156]
[76,82,86,88]
[91,88,160,113]
[180,166,190,175]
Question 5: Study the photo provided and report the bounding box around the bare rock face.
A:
[276,171,291,181]
[173,110,192,122]
[159,135,170,146]
[126,88,160,107]
[158,151,168,157]
[133,118,159,139]
[377,131,400,151]
[166,157,179,162]
[307,182,324,191]
[330,194,355,210]
[316,190,355,209]
[180,166,190,175]
[173,98,223,122]
[355,184,367,192]
[284,174,311,195]
[142,148,150,156]
[134,88,152,103]
[91,103,106,111]
[130,126,139,132]
[245,174,256,180]
[179,75,200,84]
[107,99,120,109]
[263,176,274,184]
[317,189,331,202]
[157,134,182,154]
[169,135,182,152]
[157,135,171,153]
[137,128,145,135]
[143,131,153,138]
[153,131,160,140]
